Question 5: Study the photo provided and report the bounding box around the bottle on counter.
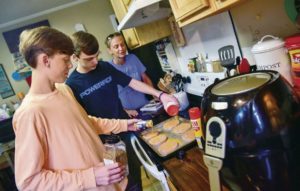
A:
[205,54,213,73]
[103,135,129,176]
[197,53,207,72]
[134,120,153,130]
[166,101,179,116]
[188,107,204,150]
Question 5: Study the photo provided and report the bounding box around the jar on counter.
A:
[205,58,213,72]
[103,135,129,176]
[285,34,300,88]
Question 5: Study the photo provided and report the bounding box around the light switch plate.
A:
[74,23,86,32]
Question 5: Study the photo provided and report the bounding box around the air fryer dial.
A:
[205,116,226,159]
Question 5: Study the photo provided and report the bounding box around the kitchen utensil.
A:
[251,35,293,85]
[172,73,185,92]
[201,71,300,190]
[218,45,236,77]
[157,77,175,94]
[237,58,251,74]
[235,56,241,66]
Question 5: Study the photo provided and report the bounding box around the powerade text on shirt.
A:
[80,76,112,98]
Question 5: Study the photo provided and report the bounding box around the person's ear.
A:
[71,54,78,62]
[40,53,50,68]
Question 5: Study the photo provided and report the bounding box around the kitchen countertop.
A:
[162,147,229,191]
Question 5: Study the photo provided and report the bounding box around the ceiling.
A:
[0,0,88,29]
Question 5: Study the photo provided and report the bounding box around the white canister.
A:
[251,35,293,85]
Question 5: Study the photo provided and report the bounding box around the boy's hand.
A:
[94,162,126,186]
[127,118,140,131]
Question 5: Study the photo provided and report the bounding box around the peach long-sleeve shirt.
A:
[13,83,128,191]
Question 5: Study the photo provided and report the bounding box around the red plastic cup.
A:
[166,102,179,116]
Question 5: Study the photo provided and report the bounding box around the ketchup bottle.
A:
[188,107,204,150]
[166,101,179,116]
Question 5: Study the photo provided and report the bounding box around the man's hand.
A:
[127,118,140,131]
[94,162,126,186]
[124,109,139,118]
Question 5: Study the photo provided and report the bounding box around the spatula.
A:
[218,45,236,77]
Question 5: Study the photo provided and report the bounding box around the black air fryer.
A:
[201,71,300,191]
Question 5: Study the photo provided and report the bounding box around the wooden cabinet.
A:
[170,0,210,21]
[169,0,245,27]
[214,0,241,10]
[169,0,216,27]
[110,0,171,50]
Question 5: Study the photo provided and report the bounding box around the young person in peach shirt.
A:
[13,26,139,191]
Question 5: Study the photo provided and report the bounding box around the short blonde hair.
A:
[105,32,123,48]
[19,26,74,68]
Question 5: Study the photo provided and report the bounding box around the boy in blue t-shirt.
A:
[66,31,178,191]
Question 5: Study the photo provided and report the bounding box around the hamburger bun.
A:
[149,134,168,146]
[172,122,191,134]
[182,129,195,142]
[158,139,179,156]
[163,118,180,131]
[142,131,159,140]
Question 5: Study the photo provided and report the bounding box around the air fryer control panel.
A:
[205,116,226,159]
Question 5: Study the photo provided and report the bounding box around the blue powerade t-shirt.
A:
[66,61,131,119]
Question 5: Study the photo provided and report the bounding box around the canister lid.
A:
[251,35,285,53]
[211,73,271,95]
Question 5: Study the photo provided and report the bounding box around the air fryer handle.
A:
[203,155,223,191]
[146,150,163,171]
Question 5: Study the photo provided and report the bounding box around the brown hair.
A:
[105,32,123,48]
[19,26,74,68]
[72,31,99,57]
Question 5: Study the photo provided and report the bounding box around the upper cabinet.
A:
[214,0,242,10]
[169,0,245,27]
[110,0,171,50]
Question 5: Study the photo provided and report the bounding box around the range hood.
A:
[117,0,171,31]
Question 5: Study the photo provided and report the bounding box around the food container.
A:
[211,60,224,72]
[285,34,300,88]
[173,91,189,111]
[251,35,293,85]
[103,135,129,176]
[139,116,195,158]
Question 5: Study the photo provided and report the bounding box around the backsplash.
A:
[170,12,241,96]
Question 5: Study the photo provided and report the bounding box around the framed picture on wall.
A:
[0,64,15,99]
